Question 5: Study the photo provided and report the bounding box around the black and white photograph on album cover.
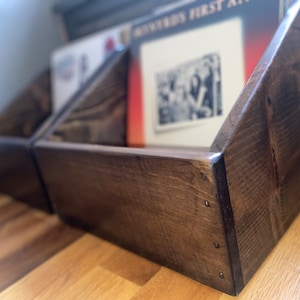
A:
[155,53,222,131]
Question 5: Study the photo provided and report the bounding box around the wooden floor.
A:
[0,195,299,299]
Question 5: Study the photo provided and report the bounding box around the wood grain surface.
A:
[0,195,299,299]
[31,2,300,296]
[0,70,51,138]
[36,142,236,294]
[211,2,300,286]
[0,194,83,292]
[35,5,300,293]
[0,69,52,211]
[47,50,128,146]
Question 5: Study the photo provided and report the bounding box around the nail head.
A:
[214,242,220,249]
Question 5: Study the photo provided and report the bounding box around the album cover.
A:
[128,0,293,148]
[141,18,243,147]
[51,23,130,112]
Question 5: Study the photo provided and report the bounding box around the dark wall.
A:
[54,0,182,40]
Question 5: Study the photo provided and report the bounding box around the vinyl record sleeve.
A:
[128,0,293,148]
[51,23,130,112]
[141,18,244,147]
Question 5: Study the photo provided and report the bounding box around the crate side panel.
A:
[266,25,300,230]
[48,51,128,146]
[0,70,51,138]
[36,145,235,294]
[211,3,300,153]
[0,140,49,211]
[222,86,277,284]
[219,6,300,284]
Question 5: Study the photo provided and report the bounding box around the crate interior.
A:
[42,51,211,157]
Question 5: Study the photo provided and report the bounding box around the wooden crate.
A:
[0,67,89,211]
[35,3,300,295]
[0,71,53,211]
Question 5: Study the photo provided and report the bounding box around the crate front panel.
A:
[36,144,236,294]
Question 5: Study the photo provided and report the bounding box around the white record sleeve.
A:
[51,23,130,112]
[141,17,245,148]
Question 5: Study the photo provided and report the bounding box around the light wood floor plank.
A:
[0,233,160,299]
[130,267,222,300]
[0,200,29,226]
[55,266,140,300]
[0,235,111,299]
[0,196,300,300]
[96,242,160,286]
[0,196,83,292]
[0,215,61,260]
[0,194,14,208]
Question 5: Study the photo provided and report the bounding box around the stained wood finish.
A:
[0,50,127,211]
[211,1,300,285]
[0,53,117,210]
[0,196,300,299]
[46,50,128,146]
[35,49,241,292]
[33,3,300,295]
[36,142,237,294]
[0,137,50,211]
[0,195,83,291]
[0,70,52,211]
[0,70,51,138]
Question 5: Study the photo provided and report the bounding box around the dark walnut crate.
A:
[0,66,87,211]
[35,3,300,295]
[0,70,53,211]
